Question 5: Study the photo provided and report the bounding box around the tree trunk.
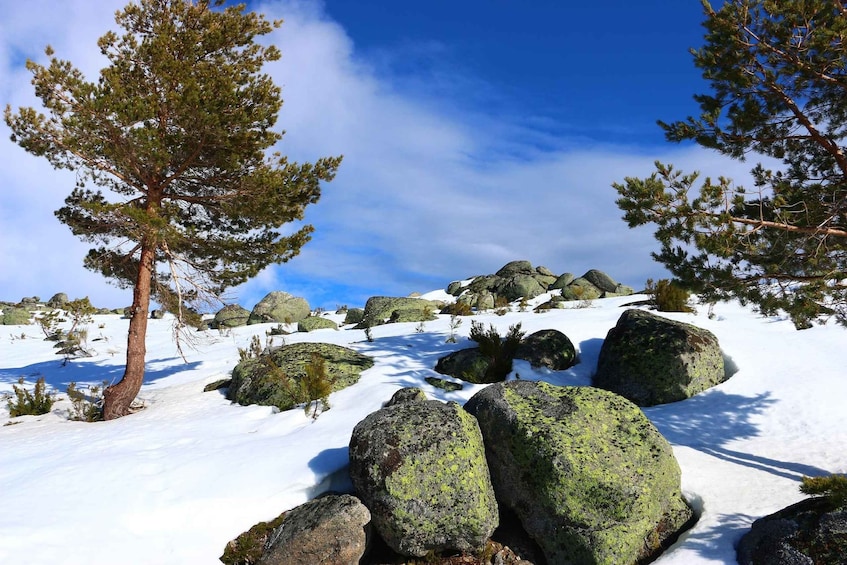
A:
[103,237,156,420]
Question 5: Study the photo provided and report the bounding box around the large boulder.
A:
[737,496,847,565]
[559,277,603,301]
[222,494,371,565]
[594,308,726,406]
[464,380,693,565]
[210,304,251,329]
[247,291,311,325]
[356,296,438,328]
[514,329,577,370]
[228,342,373,410]
[348,399,498,557]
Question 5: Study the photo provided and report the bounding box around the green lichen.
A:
[351,401,498,557]
[482,382,691,564]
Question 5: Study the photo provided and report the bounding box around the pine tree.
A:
[5,0,342,418]
[614,0,847,329]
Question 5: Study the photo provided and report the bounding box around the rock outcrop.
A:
[594,308,726,406]
[228,342,373,411]
[210,304,251,329]
[464,380,693,565]
[298,316,338,332]
[348,397,498,557]
[247,291,311,325]
[356,296,439,328]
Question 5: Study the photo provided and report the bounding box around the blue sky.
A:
[0,0,752,312]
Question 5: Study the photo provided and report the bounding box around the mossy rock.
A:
[210,304,251,329]
[1,307,32,325]
[514,328,577,370]
[549,272,575,290]
[560,277,603,301]
[424,376,464,392]
[464,381,693,565]
[343,307,365,325]
[581,269,620,293]
[349,400,498,557]
[247,291,311,325]
[227,342,373,410]
[434,347,494,384]
[297,316,338,332]
[594,308,726,406]
[356,296,439,328]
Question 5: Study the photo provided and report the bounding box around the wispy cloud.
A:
[1,0,763,310]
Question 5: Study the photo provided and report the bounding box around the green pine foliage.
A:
[4,0,341,418]
[301,352,334,419]
[613,0,847,329]
[66,382,105,422]
[5,377,58,417]
[800,474,847,507]
[469,321,525,383]
[646,278,693,313]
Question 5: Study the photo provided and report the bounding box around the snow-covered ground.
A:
[1,292,845,564]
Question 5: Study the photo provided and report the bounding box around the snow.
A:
[1,294,845,564]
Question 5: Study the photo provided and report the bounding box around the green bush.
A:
[4,377,57,417]
[301,352,334,419]
[647,278,693,312]
[66,382,105,422]
[2,307,32,326]
[442,301,473,316]
[801,474,847,507]
[469,321,525,383]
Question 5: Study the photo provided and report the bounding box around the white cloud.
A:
[0,0,770,311]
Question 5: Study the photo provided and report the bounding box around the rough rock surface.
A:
[384,386,428,407]
[228,342,373,410]
[737,496,847,565]
[210,304,251,329]
[349,399,498,557]
[248,291,311,325]
[46,293,69,308]
[514,329,577,370]
[258,494,371,565]
[298,316,338,332]
[343,308,365,326]
[356,296,439,328]
[594,308,726,406]
[434,347,492,384]
[464,380,693,565]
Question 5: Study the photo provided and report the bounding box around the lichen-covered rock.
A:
[560,277,603,301]
[581,269,620,293]
[434,347,493,384]
[737,496,847,565]
[385,387,428,407]
[228,342,373,410]
[356,296,439,328]
[464,380,693,565]
[248,291,311,325]
[343,307,364,326]
[495,260,534,278]
[298,316,338,332]
[348,400,498,557]
[500,274,547,301]
[594,308,726,406]
[210,304,251,329]
[222,494,371,565]
[446,280,465,296]
[549,272,575,290]
[1,307,32,325]
[515,329,577,370]
[260,494,370,565]
[46,293,68,308]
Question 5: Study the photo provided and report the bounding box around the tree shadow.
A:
[0,356,199,391]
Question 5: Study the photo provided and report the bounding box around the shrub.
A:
[800,474,847,507]
[469,321,525,382]
[66,382,105,422]
[35,310,63,340]
[446,314,463,344]
[301,352,334,419]
[65,297,96,334]
[238,335,264,361]
[4,376,57,417]
[442,301,473,316]
[494,295,510,309]
[646,278,693,312]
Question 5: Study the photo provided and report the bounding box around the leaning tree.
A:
[5,0,342,418]
[614,0,847,328]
